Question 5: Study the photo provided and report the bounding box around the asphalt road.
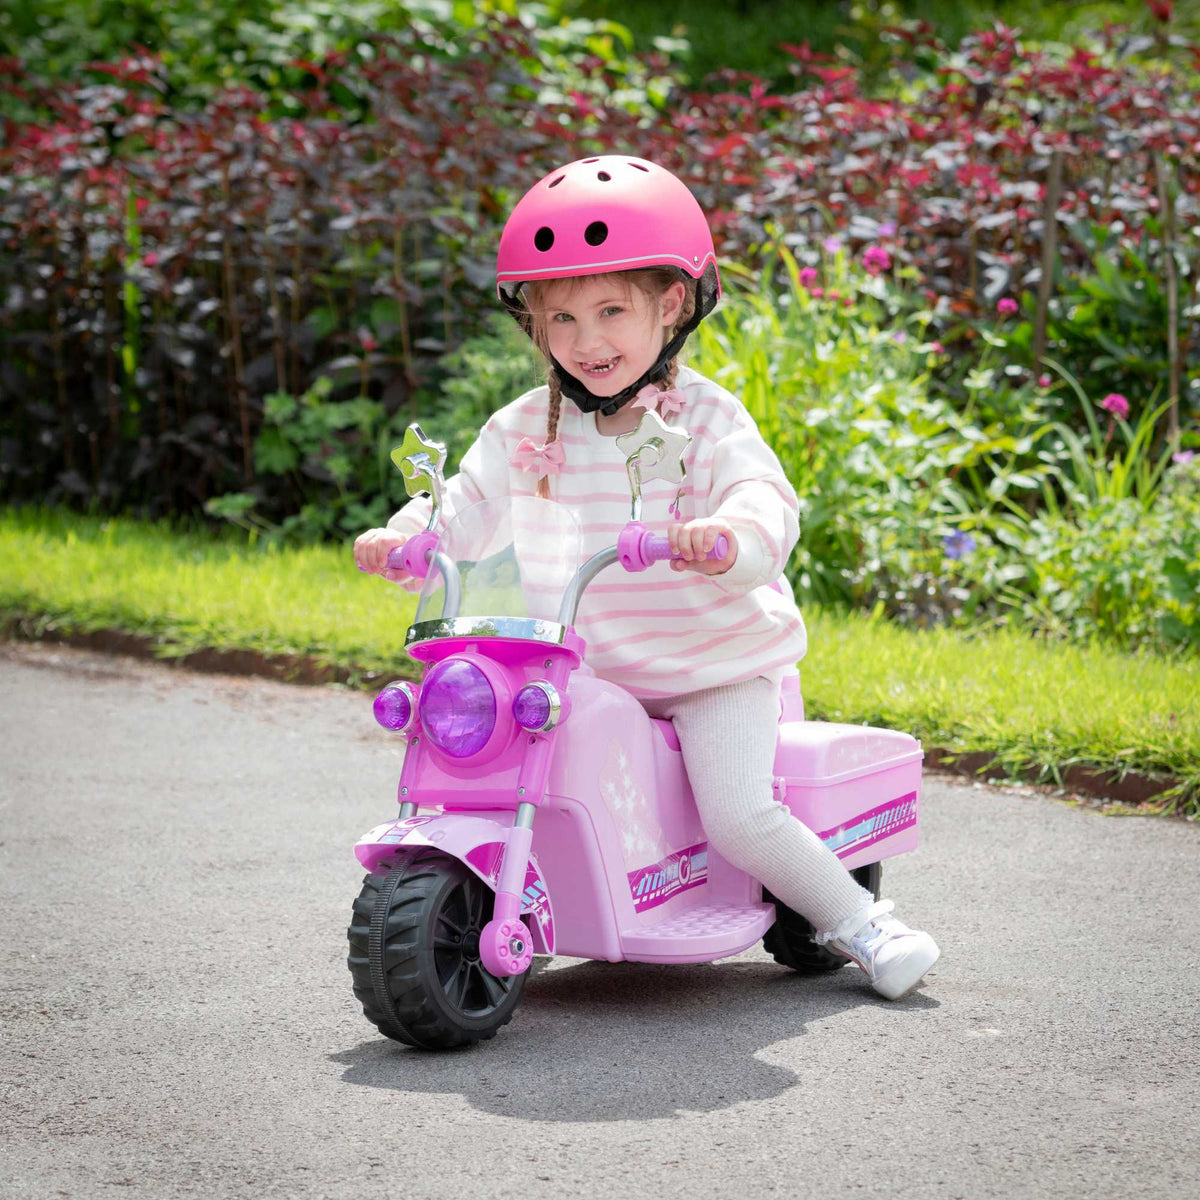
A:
[2,641,1197,1200]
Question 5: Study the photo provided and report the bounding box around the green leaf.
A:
[1163,557,1196,605]
[255,428,299,475]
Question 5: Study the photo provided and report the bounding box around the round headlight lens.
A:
[373,681,414,731]
[419,659,497,758]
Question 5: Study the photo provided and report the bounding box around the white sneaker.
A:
[815,900,940,1000]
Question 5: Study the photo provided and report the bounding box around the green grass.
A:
[3,506,1197,813]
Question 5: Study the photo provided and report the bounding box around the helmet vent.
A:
[582,157,599,163]
[584,221,608,246]
[534,227,555,252]
[597,171,611,181]
[628,162,650,172]
[548,175,565,188]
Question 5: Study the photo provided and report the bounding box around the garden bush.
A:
[1,3,1197,590]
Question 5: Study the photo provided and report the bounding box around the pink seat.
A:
[650,718,681,751]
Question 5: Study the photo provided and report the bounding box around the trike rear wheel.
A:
[347,848,526,1049]
[762,862,882,974]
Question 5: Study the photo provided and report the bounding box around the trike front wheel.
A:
[347,848,526,1049]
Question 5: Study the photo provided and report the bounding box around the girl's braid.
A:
[536,369,563,500]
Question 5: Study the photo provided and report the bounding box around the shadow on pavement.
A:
[330,958,939,1122]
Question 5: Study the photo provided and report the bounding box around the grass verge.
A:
[3,507,1197,815]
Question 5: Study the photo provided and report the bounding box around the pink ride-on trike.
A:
[348,417,924,1049]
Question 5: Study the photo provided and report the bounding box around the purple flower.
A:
[1173,449,1196,465]
[878,221,897,237]
[799,266,818,287]
[892,330,908,344]
[943,530,977,560]
[997,297,1019,316]
[823,235,843,254]
[862,245,892,276]
[1100,393,1130,419]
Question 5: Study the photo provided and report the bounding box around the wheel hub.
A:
[461,928,481,961]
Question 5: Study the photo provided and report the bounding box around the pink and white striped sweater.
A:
[387,364,807,699]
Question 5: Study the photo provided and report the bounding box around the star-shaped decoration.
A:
[615,409,691,488]
[390,424,447,502]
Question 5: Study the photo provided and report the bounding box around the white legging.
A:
[640,675,873,934]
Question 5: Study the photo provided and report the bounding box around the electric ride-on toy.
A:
[348,416,924,1048]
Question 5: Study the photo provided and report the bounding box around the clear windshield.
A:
[414,496,584,624]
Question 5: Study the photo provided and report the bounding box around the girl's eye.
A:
[602,306,623,317]
[552,312,573,323]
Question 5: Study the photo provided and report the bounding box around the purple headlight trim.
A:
[513,685,552,731]
[373,682,414,731]
[419,659,497,758]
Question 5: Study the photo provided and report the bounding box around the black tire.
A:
[347,848,527,1049]
[762,862,883,974]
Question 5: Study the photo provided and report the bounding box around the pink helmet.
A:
[495,155,721,414]
[496,155,721,300]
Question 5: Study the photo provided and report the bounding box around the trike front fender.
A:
[354,813,555,954]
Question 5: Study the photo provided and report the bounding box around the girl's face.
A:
[540,275,685,399]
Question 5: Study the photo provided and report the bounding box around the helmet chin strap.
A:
[551,353,669,417]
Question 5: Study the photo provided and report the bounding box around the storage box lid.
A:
[774,720,922,787]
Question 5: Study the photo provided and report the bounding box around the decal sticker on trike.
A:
[627,842,708,912]
[817,791,918,858]
[371,815,435,844]
[464,842,555,948]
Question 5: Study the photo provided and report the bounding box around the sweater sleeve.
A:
[705,417,801,595]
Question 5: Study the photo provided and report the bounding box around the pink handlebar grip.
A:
[643,533,728,563]
[617,522,729,572]
[386,531,438,579]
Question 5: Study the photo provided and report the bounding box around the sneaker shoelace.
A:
[815,899,907,960]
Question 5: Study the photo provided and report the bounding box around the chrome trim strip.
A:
[405,616,570,647]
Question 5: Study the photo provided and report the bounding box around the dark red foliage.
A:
[1,13,1197,518]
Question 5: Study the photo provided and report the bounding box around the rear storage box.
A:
[772,722,923,871]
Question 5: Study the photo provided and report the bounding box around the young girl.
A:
[354,155,939,1000]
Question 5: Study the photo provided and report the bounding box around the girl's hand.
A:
[667,519,738,575]
[354,528,412,583]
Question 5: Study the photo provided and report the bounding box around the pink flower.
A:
[632,384,686,416]
[892,330,908,344]
[1172,449,1195,465]
[997,298,1019,316]
[1038,374,1052,389]
[810,287,825,299]
[878,221,897,237]
[1100,393,1130,419]
[862,245,892,276]
[142,251,160,268]
[823,235,843,254]
[357,326,378,353]
[799,266,818,287]
[930,341,945,354]
[510,437,565,476]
